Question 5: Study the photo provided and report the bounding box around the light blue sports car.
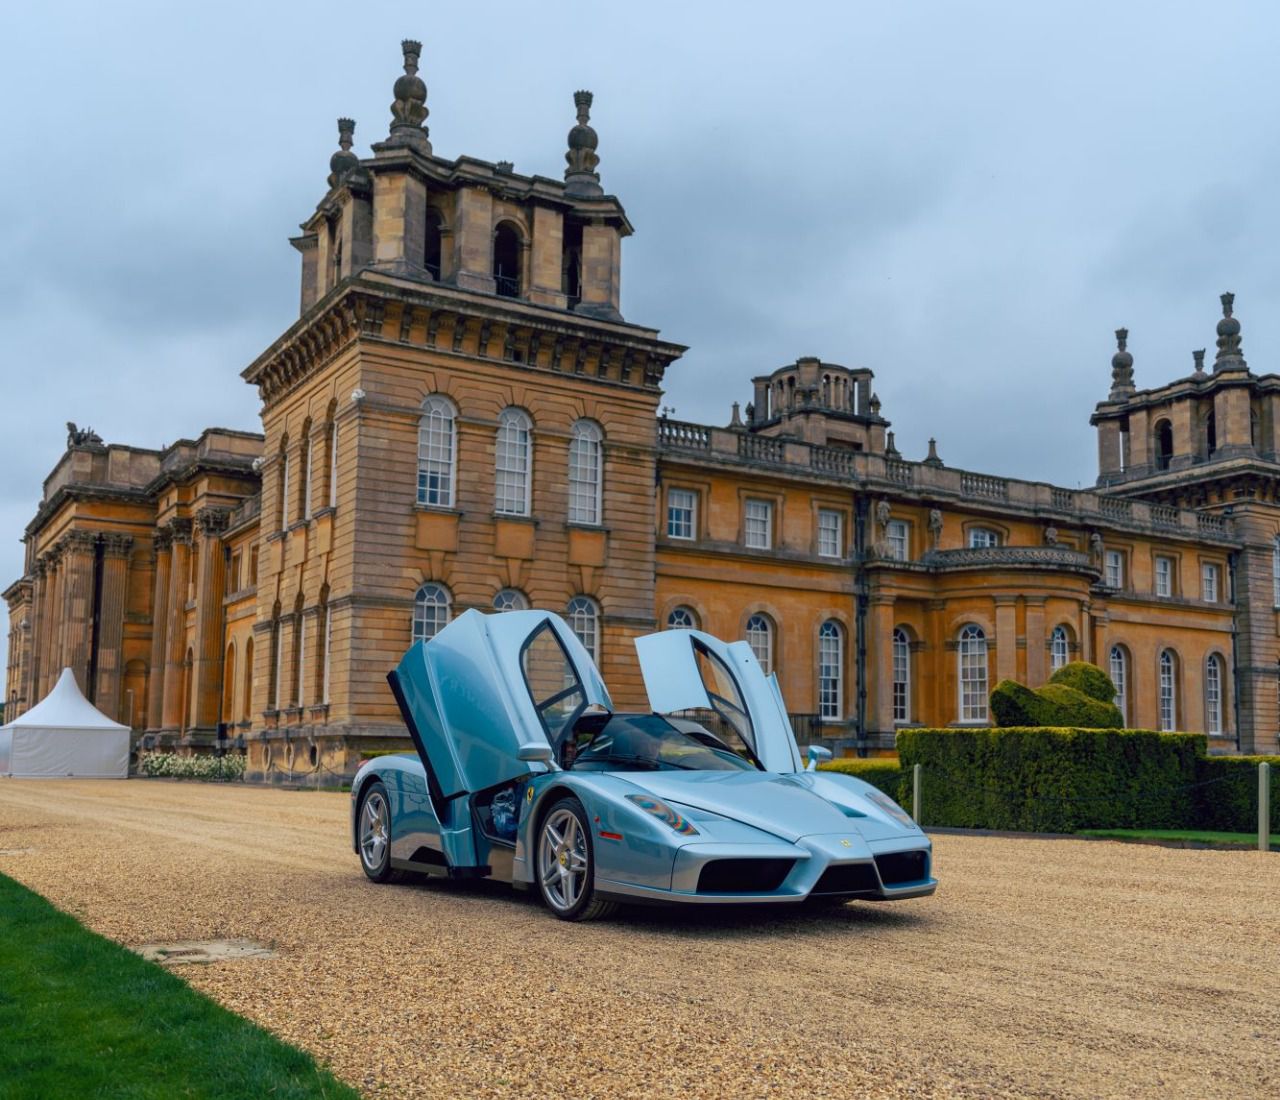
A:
[351,610,936,920]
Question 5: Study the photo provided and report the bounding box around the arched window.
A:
[892,628,911,724]
[424,207,443,280]
[1205,654,1224,734]
[242,636,254,722]
[493,223,521,298]
[418,395,457,507]
[568,420,603,525]
[495,408,532,515]
[745,614,774,675]
[493,588,529,612]
[958,625,988,723]
[1158,649,1178,731]
[412,583,452,644]
[666,606,698,630]
[1154,419,1173,471]
[327,418,339,510]
[1109,645,1128,726]
[818,620,844,721]
[300,419,313,520]
[1050,626,1070,672]
[562,219,583,307]
[277,436,290,532]
[223,642,236,720]
[566,596,600,663]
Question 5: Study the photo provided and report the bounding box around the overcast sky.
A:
[4,1,1280,675]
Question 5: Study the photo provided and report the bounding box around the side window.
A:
[520,624,586,745]
[692,642,756,760]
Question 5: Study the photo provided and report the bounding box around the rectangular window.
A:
[744,499,773,549]
[279,454,290,532]
[229,552,242,594]
[295,615,306,708]
[667,488,696,540]
[968,527,1001,549]
[248,546,259,586]
[1105,549,1124,589]
[321,606,332,704]
[817,509,842,558]
[887,520,909,562]
[1155,556,1173,598]
[302,441,313,520]
[1202,563,1219,603]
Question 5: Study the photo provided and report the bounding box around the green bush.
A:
[1048,661,1118,703]
[990,679,1122,729]
[138,752,246,781]
[818,758,906,801]
[896,727,1205,832]
[1194,755,1280,832]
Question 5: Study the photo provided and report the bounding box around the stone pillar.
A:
[60,531,98,695]
[372,171,427,274]
[528,204,568,309]
[869,595,896,739]
[994,596,1018,684]
[1079,601,1094,664]
[1024,597,1047,686]
[93,534,134,723]
[925,599,947,726]
[38,552,61,700]
[1096,420,1122,480]
[452,185,495,293]
[191,509,230,734]
[1127,407,1151,474]
[161,520,192,730]
[577,221,622,320]
[146,531,172,731]
[28,561,48,705]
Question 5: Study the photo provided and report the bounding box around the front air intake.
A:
[874,849,929,886]
[697,858,795,894]
[811,862,880,894]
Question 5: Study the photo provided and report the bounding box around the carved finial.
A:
[495,160,514,174]
[1192,348,1207,379]
[869,392,882,416]
[328,118,360,188]
[1214,291,1246,371]
[1109,327,1135,399]
[923,438,943,467]
[387,39,431,153]
[885,430,901,458]
[564,89,602,197]
[729,401,744,429]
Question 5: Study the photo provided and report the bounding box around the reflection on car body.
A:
[352,609,937,921]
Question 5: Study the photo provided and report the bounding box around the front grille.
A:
[874,849,929,886]
[812,862,880,895]
[697,858,795,894]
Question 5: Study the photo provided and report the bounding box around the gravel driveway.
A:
[0,779,1275,1099]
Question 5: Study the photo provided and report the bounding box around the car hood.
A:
[612,769,911,844]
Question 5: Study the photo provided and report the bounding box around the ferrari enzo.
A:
[351,610,936,920]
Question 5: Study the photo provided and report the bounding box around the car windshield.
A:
[572,714,757,772]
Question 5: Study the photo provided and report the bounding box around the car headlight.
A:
[865,789,917,830]
[625,794,699,836]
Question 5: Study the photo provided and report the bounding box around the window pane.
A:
[1105,550,1123,588]
[968,528,1000,549]
[746,614,773,675]
[1205,656,1222,734]
[1109,646,1126,725]
[959,625,988,722]
[568,421,602,525]
[566,596,599,663]
[887,520,908,562]
[1159,651,1176,731]
[818,621,842,720]
[818,510,842,557]
[418,397,456,507]
[412,583,452,643]
[493,589,528,612]
[667,488,695,539]
[892,629,911,723]
[520,625,584,743]
[1202,564,1218,603]
[495,409,531,515]
[745,500,772,549]
[666,606,697,629]
[1050,627,1069,672]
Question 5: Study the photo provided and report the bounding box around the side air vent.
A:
[811,862,880,895]
[697,858,795,894]
[874,849,929,886]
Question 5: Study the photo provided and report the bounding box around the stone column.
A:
[1079,601,1094,664]
[528,204,567,309]
[161,520,192,730]
[577,221,621,320]
[869,595,896,739]
[994,596,1018,684]
[38,551,61,699]
[1024,597,1046,686]
[191,508,230,734]
[452,184,496,293]
[28,560,47,705]
[925,598,947,726]
[146,531,172,730]
[93,534,134,723]
[60,531,98,695]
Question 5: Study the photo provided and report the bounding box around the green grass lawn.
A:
[1080,828,1277,850]
[0,872,360,1100]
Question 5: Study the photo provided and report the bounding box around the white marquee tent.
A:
[0,668,130,778]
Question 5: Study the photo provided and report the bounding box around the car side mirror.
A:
[517,743,556,768]
[805,745,833,772]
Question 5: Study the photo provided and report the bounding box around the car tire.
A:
[536,797,617,922]
[357,780,404,884]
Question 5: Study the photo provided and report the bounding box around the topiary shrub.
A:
[896,727,1207,832]
[990,679,1122,728]
[818,757,906,802]
[1048,661,1118,703]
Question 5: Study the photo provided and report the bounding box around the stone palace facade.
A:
[6,41,1280,781]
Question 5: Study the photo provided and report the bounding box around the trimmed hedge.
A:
[1195,756,1280,832]
[990,680,1122,729]
[896,727,1205,832]
[818,758,906,801]
[1048,661,1117,703]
